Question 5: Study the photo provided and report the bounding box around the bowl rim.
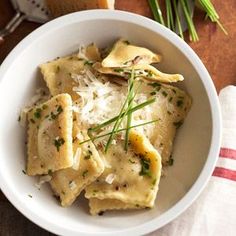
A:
[0,9,222,236]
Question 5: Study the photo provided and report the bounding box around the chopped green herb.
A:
[147,71,153,77]
[84,155,91,160]
[156,86,161,92]
[162,91,168,97]
[42,104,48,110]
[54,137,65,151]
[28,194,32,198]
[148,82,161,88]
[50,106,63,120]
[152,178,157,186]
[173,120,183,128]
[128,159,135,164]
[56,66,60,73]
[84,60,93,66]
[34,108,42,119]
[172,89,176,94]
[123,40,130,45]
[18,115,21,122]
[150,91,156,96]
[82,170,88,178]
[30,118,35,124]
[168,157,174,166]
[22,170,26,175]
[168,97,173,102]
[48,169,52,175]
[139,157,152,177]
[57,105,63,113]
[113,68,124,73]
[177,100,184,107]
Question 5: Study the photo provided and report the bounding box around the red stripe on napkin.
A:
[220,148,236,160]
[212,167,236,181]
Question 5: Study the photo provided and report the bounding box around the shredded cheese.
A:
[72,148,81,170]
[105,173,116,184]
[35,175,52,189]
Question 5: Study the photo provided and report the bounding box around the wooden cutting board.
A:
[0,0,235,235]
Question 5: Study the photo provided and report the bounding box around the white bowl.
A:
[0,10,221,235]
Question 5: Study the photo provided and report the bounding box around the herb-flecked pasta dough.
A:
[27,93,73,175]
[85,130,162,208]
[50,129,104,207]
[101,38,161,68]
[89,198,144,215]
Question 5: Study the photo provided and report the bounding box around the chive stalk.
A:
[173,0,184,39]
[180,0,199,41]
[80,119,159,145]
[124,68,135,151]
[197,0,227,35]
[166,0,174,30]
[148,0,165,25]
[104,78,134,153]
[89,98,156,133]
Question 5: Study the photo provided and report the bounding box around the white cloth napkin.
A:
[151,86,236,236]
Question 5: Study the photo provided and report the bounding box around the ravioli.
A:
[89,198,143,215]
[85,130,162,208]
[102,39,161,67]
[27,93,73,176]
[40,44,101,100]
[50,124,104,207]
[94,62,184,83]
[133,82,192,165]
[85,43,102,62]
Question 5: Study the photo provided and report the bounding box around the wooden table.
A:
[0,0,235,235]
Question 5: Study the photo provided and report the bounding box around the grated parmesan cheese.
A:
[69,181,77,190]
[69,69,174,144]
[105,173,116,184]
[72,148,81,170]
[35,175,52,189]
[72,69,127,129]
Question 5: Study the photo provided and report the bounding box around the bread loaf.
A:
[46,0,115,17]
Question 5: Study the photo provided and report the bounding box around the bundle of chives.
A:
[148,0,227,42]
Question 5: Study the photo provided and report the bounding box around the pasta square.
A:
[85,130,162,208]
[27,93,73,175]
[89,198,143,215]
[40,44,101,100]
[40,56,85,100]
[50,125,104,207]
[132,83,192,165]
